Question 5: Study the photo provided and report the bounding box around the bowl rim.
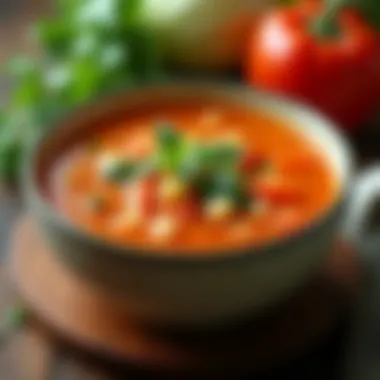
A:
[22,81,356,266]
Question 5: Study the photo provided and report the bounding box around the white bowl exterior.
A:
[37,210,342,327]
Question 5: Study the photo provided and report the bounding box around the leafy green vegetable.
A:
[153,123,249,208]
[156,123,185,172]
[179,141,241,181]
[200,143,242,171]
[212,172,250,208]
[0,0,165,182]
[192,171,250,209]
[155,123,242,177]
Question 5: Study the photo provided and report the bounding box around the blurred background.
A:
[0,0,49,61]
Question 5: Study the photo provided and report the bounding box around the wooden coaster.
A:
[9,217,360,374]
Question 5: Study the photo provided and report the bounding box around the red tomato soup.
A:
[48,101,338,253]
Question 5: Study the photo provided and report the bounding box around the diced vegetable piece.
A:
[149,214,177,241]
[98,153,154,183]
[159,175,187,202]
[138,176,160,216]
[204,196,234,221]
[114,177,160,231]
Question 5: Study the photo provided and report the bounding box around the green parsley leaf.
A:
[156,123,184,172]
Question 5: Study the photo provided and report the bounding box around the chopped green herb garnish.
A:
[193,171,250,209]
[197,142,242,172]
[103,157,157,183]
[101,124,255,213]
[103,159,139,183]
[156,123,184,173]
[153,124,252,210]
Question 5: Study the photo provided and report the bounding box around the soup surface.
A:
[48,101,338,253]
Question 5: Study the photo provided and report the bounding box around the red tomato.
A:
[138,176,160,216]
[246,1,380,130]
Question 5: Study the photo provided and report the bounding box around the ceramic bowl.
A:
[22,83,354,328]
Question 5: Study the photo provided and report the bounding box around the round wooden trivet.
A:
[9,216,360,374]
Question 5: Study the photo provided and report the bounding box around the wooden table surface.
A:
[0,197,353,377]
[0,2,380,379]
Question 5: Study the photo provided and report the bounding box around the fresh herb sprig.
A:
[105,123,250,209]
[156,124,250,208]
[0,0,165,183]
